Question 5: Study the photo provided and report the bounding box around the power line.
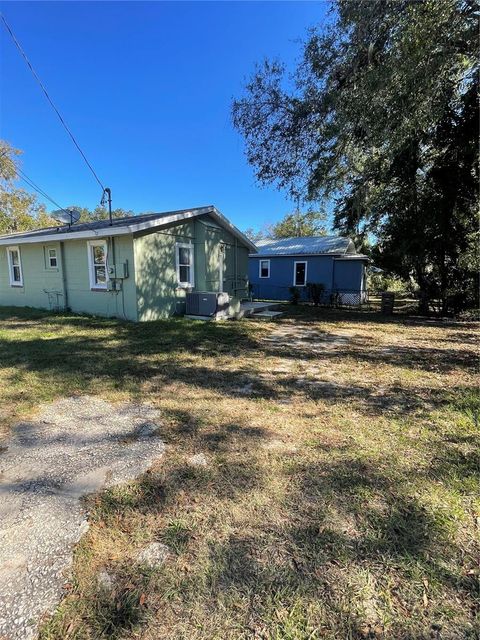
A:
[1,12,106,193]
[15,166,71,214]
[18,173,66,212]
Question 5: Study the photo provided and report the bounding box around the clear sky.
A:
[0,1,328,232]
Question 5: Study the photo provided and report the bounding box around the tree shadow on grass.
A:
[0,309,477,413]
[35,398,478,640]
[1,307,476,638]
[37,411,270,638]
[202,455,478,639]
[0,330,477,427]
[281,304,478,330]
[261,331,477,373]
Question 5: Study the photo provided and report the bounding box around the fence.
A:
[249,283,369,308]
[250,284,447,314]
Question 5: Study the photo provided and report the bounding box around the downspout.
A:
[60,241,68,310]
[110,236,116,270]
[234,236,238,297]
[109,236,120,318]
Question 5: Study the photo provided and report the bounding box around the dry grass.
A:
[0,305,478,639]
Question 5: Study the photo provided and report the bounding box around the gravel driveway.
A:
[0,396,165,640]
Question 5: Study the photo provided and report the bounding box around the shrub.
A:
[289,286,301,305]
[306,282,325,306]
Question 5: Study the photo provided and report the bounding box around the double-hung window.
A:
[176,243,194,288]
[293,261,307,287]
[46,247,57,268]
[87,240,108,289]
[259,259,270,278]
[7,246,23,286]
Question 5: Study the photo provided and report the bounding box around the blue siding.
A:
[332,260,363,291]
[249,255,365,301]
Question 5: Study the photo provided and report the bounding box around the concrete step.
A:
[239,302,284,318]
[248,310,284,320]
[185,314,228,322]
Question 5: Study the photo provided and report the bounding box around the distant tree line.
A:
[234,0,478,314]
[245,208,328,243]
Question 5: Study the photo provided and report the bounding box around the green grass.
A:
[0,305,478,639]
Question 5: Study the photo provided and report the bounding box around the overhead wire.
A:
[15,166,71,215]
[0,12,106,193]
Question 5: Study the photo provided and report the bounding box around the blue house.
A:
[248,236,368,304]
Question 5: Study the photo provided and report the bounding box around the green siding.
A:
[0,236,138,321]
[134,215,250,321]
[63,236,138,321]
[0,242,65,311]
[199,218,249,298]
[134,220,196,321]
[0,214,250,322]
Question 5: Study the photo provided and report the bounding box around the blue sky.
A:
[0,1,329,232]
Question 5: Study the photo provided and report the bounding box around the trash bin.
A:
[381,292,395,315]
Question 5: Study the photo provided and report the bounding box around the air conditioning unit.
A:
[186,292,230,317]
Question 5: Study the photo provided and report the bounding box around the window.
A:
[176,243,194,287]
[293,261,307,287]
[259,259,270,278]
[7,246,23,286]
[47,247,57,268]
[87,240,108,289]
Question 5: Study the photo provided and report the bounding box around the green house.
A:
[0,206,256,321]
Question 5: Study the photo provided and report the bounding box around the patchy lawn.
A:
[0,305,478,639]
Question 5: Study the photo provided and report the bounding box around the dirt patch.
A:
[263,325,355,353]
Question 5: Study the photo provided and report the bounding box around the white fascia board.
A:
[0,225,132,246]
[0,208,214,246]
[0,205,257,250]
[130,207,214,233]
[129,206,256,251]
[208,208,257,253]
[131,206,256,251]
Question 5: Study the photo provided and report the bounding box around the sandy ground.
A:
[0,396,165,640]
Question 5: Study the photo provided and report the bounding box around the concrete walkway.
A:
[0,396,165,640]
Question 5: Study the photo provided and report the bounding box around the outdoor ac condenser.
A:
[186,292,230,317]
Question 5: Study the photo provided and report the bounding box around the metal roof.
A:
[334,254,369,261]
[0,206,257,251]
[252,236,357,257]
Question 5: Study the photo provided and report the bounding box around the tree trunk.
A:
[415,264,430,315]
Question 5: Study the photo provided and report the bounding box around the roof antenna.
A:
[51,208,81,228]
[101,188,113,225]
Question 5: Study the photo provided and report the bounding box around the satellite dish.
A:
[51,208,81,226]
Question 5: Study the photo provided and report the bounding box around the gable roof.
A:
[252,235,357,257]
[0,206,257,252]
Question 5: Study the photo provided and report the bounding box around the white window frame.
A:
[176,242,195,288]
[258,259,270,279]
[7,246,23,287]
[46,247,58,269]
[87,240,109,290]
[293,260,308,287]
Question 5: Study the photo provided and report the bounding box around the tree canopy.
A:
[233,0,479,312]
[0,141,55,234]
[245,208,328,243]
[270,209,328,239]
